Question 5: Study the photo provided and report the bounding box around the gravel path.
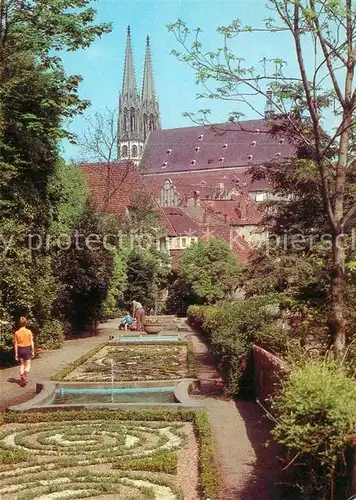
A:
[191,331,283,500]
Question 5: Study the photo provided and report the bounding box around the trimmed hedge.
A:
[51,342,107,381]
[187,296,289,396]
[3,409,220,499]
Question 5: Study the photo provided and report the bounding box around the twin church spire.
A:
[118,26,160,164]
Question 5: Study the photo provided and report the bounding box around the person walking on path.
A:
[132,300,145,332]
[14,317,34,387]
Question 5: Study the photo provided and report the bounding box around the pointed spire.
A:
[122,25,138,95]
[142,34,156,101]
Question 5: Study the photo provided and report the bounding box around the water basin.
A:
[48,386,176,405]
[112,335,181,343]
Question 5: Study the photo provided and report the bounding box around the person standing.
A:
[132,300,145,332]
[14,317,34,387]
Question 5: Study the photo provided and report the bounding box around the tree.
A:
[179,238,243,304]
[168,1,356,356]
[78,107,118,163]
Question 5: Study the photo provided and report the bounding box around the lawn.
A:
[0,410,219,499]
[63,344,189,382]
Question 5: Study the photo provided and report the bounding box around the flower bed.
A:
[61,344,189,382]
[0,410,219,499]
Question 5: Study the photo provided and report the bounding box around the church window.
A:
[121,145,128,157]
[124,108,129,131]
[131,144,138,157]
[149,113,155,131]
[143,114,148,139]
[130,107,136,132]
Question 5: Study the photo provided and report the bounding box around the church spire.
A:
[141,34,161,141]
[122,25,137,95]
[142,35,156,101]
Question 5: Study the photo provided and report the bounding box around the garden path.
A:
[191,332,283,500]
[0,323,112,412]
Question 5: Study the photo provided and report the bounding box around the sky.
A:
[61,0,300,161]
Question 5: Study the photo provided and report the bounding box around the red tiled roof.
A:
[140,119,295,174]
[79,162,177,237]
[201,197,263,225]
[198,224,252,262]
[163,207,200,236]
[143,168,271,199]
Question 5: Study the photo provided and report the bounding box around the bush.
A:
[271,359,356,499]
[35,319,65,349]
[188,295,290,396]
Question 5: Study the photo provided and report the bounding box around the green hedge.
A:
[51,342,107,381]
[4,409,220,499]
[187,296,289,396]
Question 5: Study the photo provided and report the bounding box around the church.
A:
[81,26,294,266]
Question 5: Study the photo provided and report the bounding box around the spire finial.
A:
[146,35,150,46]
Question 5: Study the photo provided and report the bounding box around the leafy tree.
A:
[101,248,128,319]
[124,246,170,310]
[179,238,243,304]
[168,1,356,357]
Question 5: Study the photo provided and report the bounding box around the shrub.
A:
[35,319,65,349]
[271,359,356,499]
[188,295,290,396]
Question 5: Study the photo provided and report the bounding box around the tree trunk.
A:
[327,233,346,358]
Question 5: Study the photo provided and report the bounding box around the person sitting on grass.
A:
[14,317,35,387]
[119,312,133,331]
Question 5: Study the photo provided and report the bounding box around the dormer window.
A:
[190,160,196,166]
[218,157,224,163]
[247,154,253,161]
[250,141,256,147]
[198,134,204,141]
[166,149,172,155]
[222,143,228,149]
[278,138,285,145]
[162,162,167,168]
[195,146,200,152]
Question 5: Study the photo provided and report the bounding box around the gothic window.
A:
[149,113,155,131]
[130,107,136,132]
[143,114,148,139]
[121,145,128,157]
[131,144,138,157]
[124,108,129,131]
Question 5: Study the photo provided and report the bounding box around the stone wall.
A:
[252,344,286,410]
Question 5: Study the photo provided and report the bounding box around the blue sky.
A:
[61,0,299,161]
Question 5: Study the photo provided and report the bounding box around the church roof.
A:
[144,168,270,199]
[140,119,295,174]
